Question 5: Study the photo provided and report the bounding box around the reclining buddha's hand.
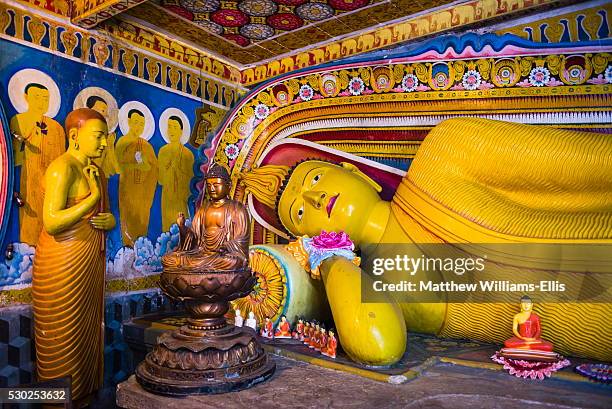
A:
[286,232,406,366]
[320,256,406,366]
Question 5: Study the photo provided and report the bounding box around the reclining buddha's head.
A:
[240,160,383,241]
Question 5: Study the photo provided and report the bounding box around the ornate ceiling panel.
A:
[14,0,600,85]
[158,0,388,48]
[125,0,457,64]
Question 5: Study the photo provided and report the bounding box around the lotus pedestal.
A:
[135,268,276,395]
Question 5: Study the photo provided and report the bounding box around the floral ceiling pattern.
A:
[161,0,384,47]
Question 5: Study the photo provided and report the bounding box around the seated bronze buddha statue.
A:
[138,163,275,395]
[161,163,249,273]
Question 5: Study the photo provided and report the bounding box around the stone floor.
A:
[115,355,611,409]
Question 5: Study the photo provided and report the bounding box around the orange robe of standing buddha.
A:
[32,192,106,400]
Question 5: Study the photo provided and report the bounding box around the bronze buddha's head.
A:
[205,163,231,200]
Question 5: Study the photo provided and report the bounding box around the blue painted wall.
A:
[0,38,202,286]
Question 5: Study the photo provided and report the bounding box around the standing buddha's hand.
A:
[90,213,116,230]
[83,165,101,202]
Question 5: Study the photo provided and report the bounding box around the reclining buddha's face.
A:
[278,161,383,240]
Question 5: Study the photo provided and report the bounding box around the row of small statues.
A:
[233,309,258,331]
[265,316,338,359]
[233,310,338,358]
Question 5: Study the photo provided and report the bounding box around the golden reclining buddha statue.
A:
[240,118,612,365]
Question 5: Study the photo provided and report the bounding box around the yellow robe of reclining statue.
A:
[389,118,612,361]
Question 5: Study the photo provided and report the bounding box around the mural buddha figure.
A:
[10,82,66,245]
[115,109,158,246]
[161,163,249,273]
[86,95,120,177]
[32,108,115,403]
[158,115,195,232]
[240,118,612,364]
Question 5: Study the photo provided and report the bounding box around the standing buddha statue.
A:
[32,108,115,404]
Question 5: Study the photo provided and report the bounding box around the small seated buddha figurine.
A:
[302,321,311,344]
[504,296,554,351]
[261,317,274,339]
[274,315,292,338]
[161,163,249,273]
[293,318,304,340]
[322,330,338,358]
[234,309,244,328]
[245,311,257,331]
[317,327,328,353]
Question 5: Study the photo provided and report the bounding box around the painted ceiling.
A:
[12,0,606,85]
[158,0,390,47]
[125,0,458,64]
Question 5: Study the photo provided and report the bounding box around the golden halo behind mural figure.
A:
[73,87,119,132]
[115,100,158,245]
[157,107,194,231]
[74,87,120,176]
[8,68,61,117]
[118,100,155,140]
[159,107,191,144]
[8,68,66,245]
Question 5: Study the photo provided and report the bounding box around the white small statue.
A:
[245,311,257,331]
[234,309,244,327]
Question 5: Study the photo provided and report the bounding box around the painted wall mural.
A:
[134,0,563,68]
[237,0,571,83]
[72,0,150,29]
[1,1,245,102]
[13,0,72,17]
[0,37,207,304]
[8,0,610,88]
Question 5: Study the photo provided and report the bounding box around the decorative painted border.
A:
[0,1,245,108]
[72,0,149,29]
[496,1,611,43]
[98,17,244,84]
[14,0,70,17]
[0,274,162,306]
[206,33,612,169]
[10,0,610,87]
[238,0,571,84]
